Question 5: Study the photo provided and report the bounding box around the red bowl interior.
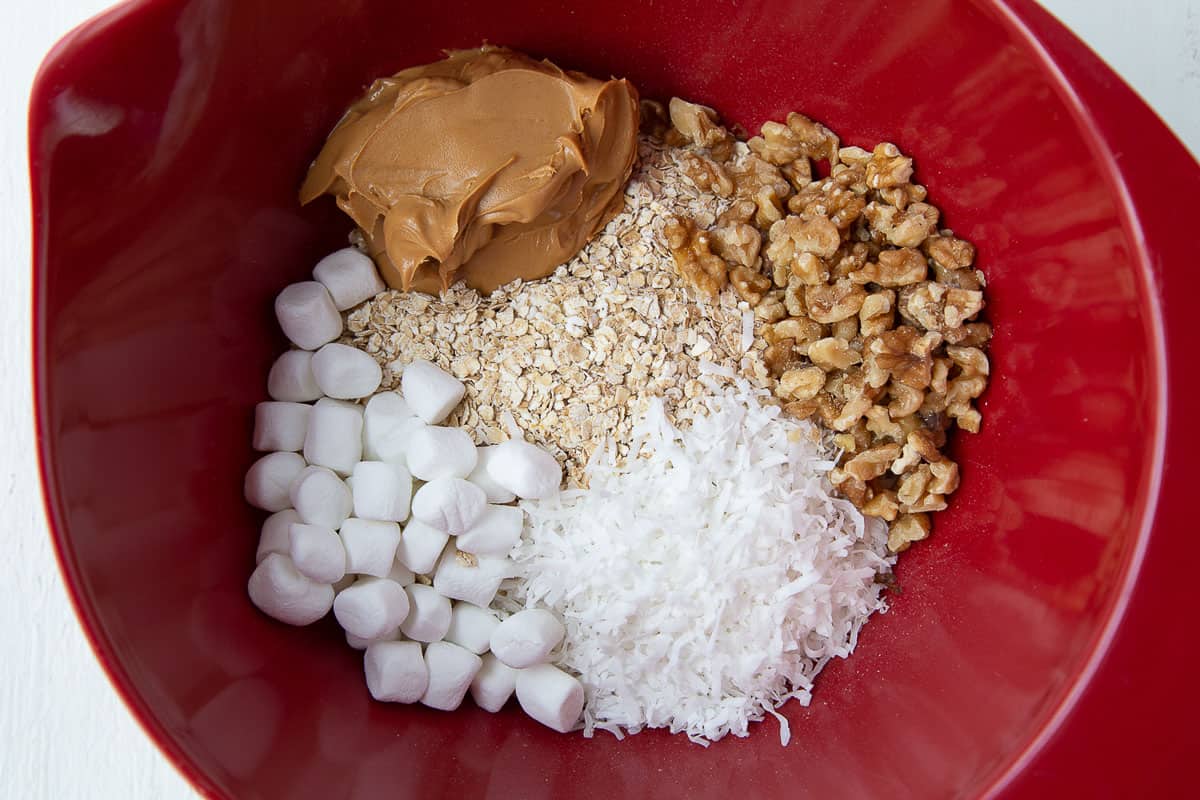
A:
[30,0,1200,797]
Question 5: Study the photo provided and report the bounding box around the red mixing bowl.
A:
[30,0,1200,797]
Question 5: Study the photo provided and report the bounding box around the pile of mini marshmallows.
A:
[243,248,584,733]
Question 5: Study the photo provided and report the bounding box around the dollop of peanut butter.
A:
[300,47,639,294]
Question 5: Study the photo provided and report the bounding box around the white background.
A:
[3,1,1198,797]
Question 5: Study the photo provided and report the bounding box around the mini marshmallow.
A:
[386,559,415,587]
[456,505,524,556]
[253,401,311,452]
[311,343,383,400]
[289,523,346,584]
[333,578,410,640]
[395,519,449,575]
[411,478,486,535]
[257,509,300,564]
[313,248,386,311]
[515,664,585,733]
[466,446,516,504]
[244,452,306,512]
[346,626,399,651]
[352,461,412,522]
[470,653,518,713]
[400,584,452,643]
[339,519,402,577]
[267,350,322,402]
[432,550,510,608]
[420,641,482,711]
[486,439,563,500]
[275,281,342,351]
[248,553,334,626]
[363,392,421,462]
[364,640,428,703]
[401,359,466,424]
[304,398,363,475]
[444,603,500,655]
[406,426,478,481]
[290,466,353,529]
[490,609,565,669]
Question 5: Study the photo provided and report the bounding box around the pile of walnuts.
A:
[658,98,991,553]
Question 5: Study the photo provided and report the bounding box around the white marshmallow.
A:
[490,609,565,669]
[289,466,353,529]
[395,519,449,575]
[275,281,342,351]
[362,392,422,463]
[406,426,478,481]
[267,350,322,402]
[257,509,300,563]
[346,626,399,651]
[432,550,509,607]
[339,518,402,577]
[364,641,428,703]
[470,653,518,713]
[304,398,363,475]
[411,478,486,535]
[244,452,306,512]
[248,553,334,626]
[333,578,410,640]
[486,439,562,500]
[400,359,465,424]
[466,446,516,503]
[386,559,415,587]
[400,584,452,643]
[351,461,412,522]
[288,523,346,584]
[515,664,584,733]
[456,505,524,556]
[311,343,382,400]
[445,603,500,655]
[313,248,386,311]
[252,401,311,452]
[420,641,482,711]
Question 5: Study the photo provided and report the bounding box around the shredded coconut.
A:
[500,377,893,745]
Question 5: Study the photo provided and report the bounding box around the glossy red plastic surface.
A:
[30,1,1199,797]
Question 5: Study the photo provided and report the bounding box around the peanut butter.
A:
[300,47,639,294]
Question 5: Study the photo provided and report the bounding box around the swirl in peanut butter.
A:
[300,47,640,295]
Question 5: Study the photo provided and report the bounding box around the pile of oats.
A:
[345,137,771,486]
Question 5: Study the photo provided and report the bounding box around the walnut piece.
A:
[710,223,762,268]
[730,266,771,305]
[866,143,914,189]
[808,337,861,371]
[887,513,931,552]
[664,215,728,298]
[748,112,840,166]
[805,279,867,323]
[850,247,928,287]
[668,97,734,159]
[777,366,826,401]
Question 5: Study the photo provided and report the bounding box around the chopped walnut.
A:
[866,326,943,389]
[924,234,975,270]
[946,345,990,377]
[862,490,900,521]
[865,143,914,189]
[668,97,734,159]
[781,158,813,189]
[878,183,928,211]
[829,468,871,507]
[764,339,799,377]
[789,180,867,230]
[805,279,867,323]
[844,443,904,482]
[899,281,985,334]
[729,154,793,227]
[850,247,928,287]
[865,201,940,248]
[887,382,924,418]
[766,317,826,347]
[664,215,728,297]
[730,266,771,305]
[681,152,734,197]
[808,337,861,371]
[859,289,896,336]
[887,513,931,552]
[928,460,960,495]
[831,316,859,341]
[777,365,826,401]
[710,223,762,268]
[748,112,840,166]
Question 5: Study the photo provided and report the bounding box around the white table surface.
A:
[3,2,1198,797]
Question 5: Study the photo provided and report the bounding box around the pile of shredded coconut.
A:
[498,375,893,745]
